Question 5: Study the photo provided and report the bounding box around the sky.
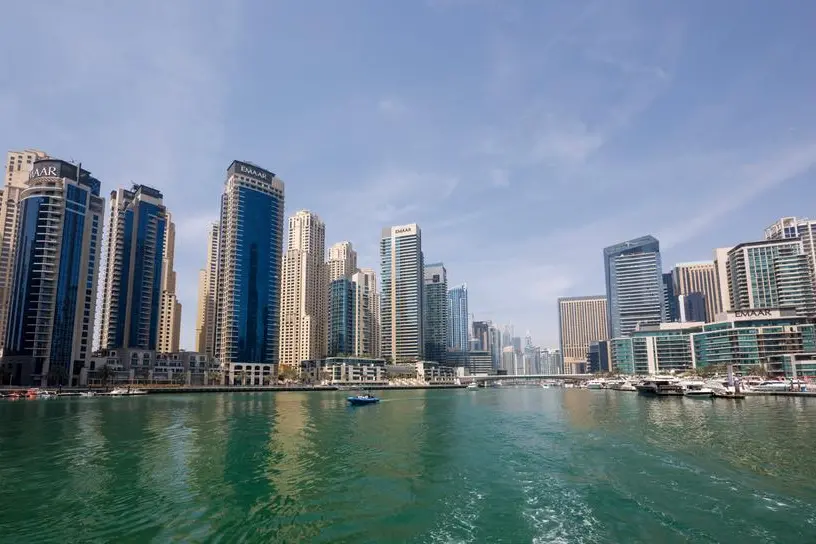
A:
[2,0,816,350]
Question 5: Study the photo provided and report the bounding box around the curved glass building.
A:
[3,159,104,386]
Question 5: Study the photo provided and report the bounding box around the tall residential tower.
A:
[423,262,447,364]
[381,224,424,362]
[215,161,285,366]
[195,223,219,356]
[604,235,663,338]
[558,296,608,374]
[447,283,469,351]
[352,268,381,358]
[0,149,49,353]
[3,159,104,386]
[278,210,327,366]
[98,185,168,350]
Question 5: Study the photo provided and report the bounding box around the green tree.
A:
[208,369,223,386]
[278,365,299,382]
[97,366,115,389]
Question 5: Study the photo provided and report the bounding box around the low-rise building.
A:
[608,309,816,376]
[87,349,219,385]
[300,356,387,385]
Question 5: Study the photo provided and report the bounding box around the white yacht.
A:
[682,381,713,398]
[585,379,606,390]
[466,382,479,390]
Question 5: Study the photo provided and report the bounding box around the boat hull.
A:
[347,397,380,406]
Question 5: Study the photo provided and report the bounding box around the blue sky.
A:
[2,0,816,349]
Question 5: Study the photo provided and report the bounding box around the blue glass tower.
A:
[4,159,104,386]
[216,161,284,365]
[328,278,355,356]
[447,283,469,351]
[604,235,663,338]
[99,185,167,350]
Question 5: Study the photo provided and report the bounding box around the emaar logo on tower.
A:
[238,163,270,181]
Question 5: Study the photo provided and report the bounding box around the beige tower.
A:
[713,247,733,317]
[352,268,381,357]
[671,262,721,322]
[279,210,327,367]
[158,213,182,352]
[328,241,357,282]
[0,149,49,353]
[557,296,608,374]
[195,222,219,356]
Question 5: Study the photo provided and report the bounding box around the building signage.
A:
[29,160,78,181]
[734,309,773,318]
[394,226,413,234]
[231,160,274,183]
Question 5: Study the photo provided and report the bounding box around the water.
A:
[1,388,815,543]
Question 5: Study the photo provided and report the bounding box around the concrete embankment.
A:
[743,390,816,398]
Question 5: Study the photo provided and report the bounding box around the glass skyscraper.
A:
[215,161,284,365]
[380,224,424,363]
[423,262,447,364]
[329,278,355,356]
[604,235,664,338]
[4,159,104,386]
[98,185,167,350]
[447,283,469,351]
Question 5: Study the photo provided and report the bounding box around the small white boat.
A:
[585,379,606,390]
[466,383,478,389]
[128,389,147,395]
[684,386,713,398]
[79,391,96,398]
[540,383,551,389]
[108,388,129,396]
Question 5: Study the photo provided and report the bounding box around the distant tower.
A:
[327,241,358,356]
[195,223,219,356]
[447,283,469,351]
[157,212,181,352]
[423,262,447,363]
[604,235,663,337]
[352,268,380,357]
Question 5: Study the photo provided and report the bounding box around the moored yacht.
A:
[636,376,684,396]
[585,379,606,390]
[682,381,713,398]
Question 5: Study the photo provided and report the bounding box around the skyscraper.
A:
[726,239,816,317]
[381,223,424,362]
[215,161,284,366]
[672,261,721,322]
[3,158,104,386]
[327,241,357,356]
[557,296,608,374]
[713,247,733,315]
[0,149,49,354]
[99,185,168,350]
[472,320,490,351]
[423,262,447,364]
[447,283,469,351]
[603,235,663,338]
[352,268,380,358]
[195,222,219,356]
[279,210,327,366]
[765,217,816,286]
[157,213,181,352]
[327,241,357,282]
[662,272,679,322]
[488,324,502,371]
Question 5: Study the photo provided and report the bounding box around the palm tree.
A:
[97,366,115,389]
[208,369,223,386]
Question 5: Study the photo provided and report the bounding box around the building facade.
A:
[0,149,49,354]
[726,239,816,317]
[447,283,469,351]
[662,272,679,322]
[608,309,816,376]
[278,210,327,367]
[195,222,219,356]
[488,324,502,371]
[327,241,357,282]
[380,224,424,362]
[157,214,181,352]
[678,293,706,323]
[423,262,447,364]
[558,295,608,374]
[215,161,285,366]
[2,159,104,386]
[351,268,380,358]
[99,185,168,351]
[765,217,816,292]
[672,261,721,322]
[472,320,490,352]
[328,278,355,356]
[604,236,664,338]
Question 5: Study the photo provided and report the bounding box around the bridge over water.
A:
[461,374,592,382]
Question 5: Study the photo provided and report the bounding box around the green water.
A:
[1,388,815,543]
